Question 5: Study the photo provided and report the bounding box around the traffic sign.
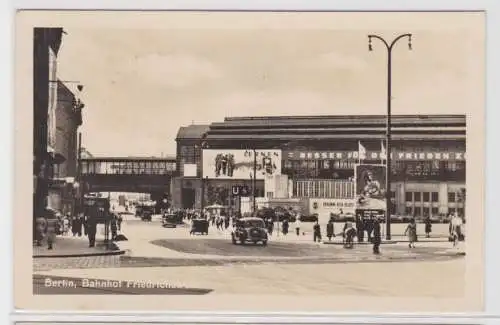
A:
[231,185,250,196]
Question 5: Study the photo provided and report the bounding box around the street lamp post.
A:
[368,33,412,240]
[253,148,257,214]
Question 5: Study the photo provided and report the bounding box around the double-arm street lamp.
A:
[368,33,412,240]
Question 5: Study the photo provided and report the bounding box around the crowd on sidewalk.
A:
[34,209,125,250]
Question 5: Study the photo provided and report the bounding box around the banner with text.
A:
[285,150,465,161]
[203,149,282,180]
[354,164,387,211]
[308,198,356,216]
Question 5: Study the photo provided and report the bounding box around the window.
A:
[448,192,456,203]
[405,192,413,202]
[431,192,439,202]
[266,192,274,199]
[414,207,422,217]
[405,206,413,215]
[423,207,430,216]
[445,162,458,172]
[449,208,456,214]
[414,192,421,202]
[391,191,396,198]
[457,207,464,216]
[431,207,439,216]
[423,192,430,202]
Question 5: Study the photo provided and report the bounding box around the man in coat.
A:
[87,216,98,248]
[45,217,58,250]
[372,218,382,254]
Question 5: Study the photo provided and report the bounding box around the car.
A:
[300,213,319,222]
[231,217,268,246]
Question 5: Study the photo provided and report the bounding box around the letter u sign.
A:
[232,186,240,196]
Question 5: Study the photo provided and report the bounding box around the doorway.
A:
[182,188,196,209]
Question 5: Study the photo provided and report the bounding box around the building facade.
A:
[33,27,64,234]
[174,115,466,217]
[46,80,84,215]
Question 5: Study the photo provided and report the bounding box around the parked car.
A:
[231,217,268,246]
[390,215,405,223]
[299,213,319,222]
[162,213,178,228]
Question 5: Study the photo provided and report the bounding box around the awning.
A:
[49,152,66,164]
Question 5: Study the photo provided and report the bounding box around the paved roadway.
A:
[33,214,466,296]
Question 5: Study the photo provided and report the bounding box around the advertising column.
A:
[354,164,387,218]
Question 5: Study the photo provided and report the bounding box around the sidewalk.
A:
[33,234,125,258]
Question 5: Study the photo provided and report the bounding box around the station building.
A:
[173,114,466,218]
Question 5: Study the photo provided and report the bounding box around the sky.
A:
[53,11,484,157]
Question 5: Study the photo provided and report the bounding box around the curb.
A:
[33,242,125,259]
[33,249,126,259]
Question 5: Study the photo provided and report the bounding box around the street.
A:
[33,215,466,296]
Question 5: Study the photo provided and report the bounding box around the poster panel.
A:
[354,164,387,211]
[183,163,197,177]
[308,198,356,216]
[203,149,281,179]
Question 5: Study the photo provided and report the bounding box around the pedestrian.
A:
[343,222,356,249]
[313,221,322,243]
[62,213,71,236]
[356,214,365,242]
[55,212,63,236]
[118,214,123,231]
[224,216,230,230]
[76,215,83,237]
[87,216,97,248]
[326,219,334,241]
[110,215,118,240]
[71,215,79,236]
[46,217,58,250]
[82,213,88,236]
[424,215,432,238]
[35,215,47,246]
[404,218,418,248]
[450,213,464,247]
[372,218,381,254]
[268,218,274,236]
[294,215,301,236]
[342,221,348,244]
[365,215,374,242]
[282,219,289,235]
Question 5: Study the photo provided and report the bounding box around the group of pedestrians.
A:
[34,210,100,250]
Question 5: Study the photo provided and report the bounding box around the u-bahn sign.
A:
[231,185,251,196]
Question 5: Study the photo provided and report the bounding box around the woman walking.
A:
[326,219,335,242]
[424,215,432,238]
[404,218,418,249]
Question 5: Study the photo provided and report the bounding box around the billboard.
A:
[202,149,281,180]
[354,164,387,211]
